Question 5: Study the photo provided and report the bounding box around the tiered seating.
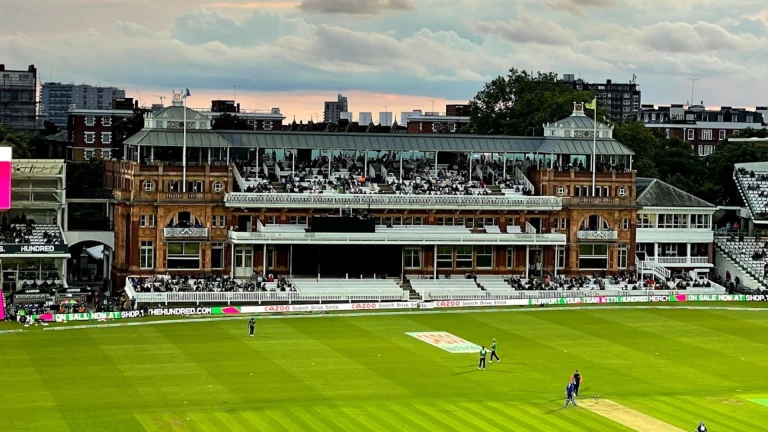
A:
[3,223,63,244]
[735,167,768,219]
[292,279,403,296]
[716,237,768,287]
[410,278,483,299]
[478,275,724,294]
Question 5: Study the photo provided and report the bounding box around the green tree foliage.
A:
[468,69,604,136]
[67,160,105,190]
[701,141,768,205]
[0,125,32,158]
[212,113,253,130]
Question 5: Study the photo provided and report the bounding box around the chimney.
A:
[606,79,612,85]
[0,64,4,71]
[236,103,240,113]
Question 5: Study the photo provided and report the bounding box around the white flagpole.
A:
[591,102,597,196]
[182,88,188,193]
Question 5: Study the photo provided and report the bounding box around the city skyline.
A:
[2,1,768,122]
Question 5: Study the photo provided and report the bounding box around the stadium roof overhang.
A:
[124,129,635,156]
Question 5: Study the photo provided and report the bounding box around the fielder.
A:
[490,338,500,362]
[478,346,487,370]
[248,317,256,337]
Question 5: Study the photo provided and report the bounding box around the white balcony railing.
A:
[228,230,567,245]
[133,290,409,305]
[647,256,710,265]
[163,227,209,238]
[577,230,618,241]
[225,193,562,211]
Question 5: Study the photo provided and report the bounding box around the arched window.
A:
[579,215,611,231]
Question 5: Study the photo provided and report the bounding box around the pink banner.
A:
[0,147,11,210]
[0,289,5,321]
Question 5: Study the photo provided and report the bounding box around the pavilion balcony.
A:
[163,227,208,239]
[576,230,618,242]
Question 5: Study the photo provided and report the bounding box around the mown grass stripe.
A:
[480,401,548,431]
[213,412,250,432]
[458,401,515,430]
[385,402,441,432]
[239,409,283,432]
[406,401,467,431]
[338,405,386,431]
[413,401,479,431]
[433,401,507,432]
[313,405,373,431]
[289,405,335,432]
[645,396,762,432]
[188,412,230,432]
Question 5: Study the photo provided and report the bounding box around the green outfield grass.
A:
[1,307,768,431]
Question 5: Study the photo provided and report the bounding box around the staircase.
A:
[377,183,394,194]
[636,257,671,281]
[400,280,422,301]
[486,185,504,196]
[271,182,286,193]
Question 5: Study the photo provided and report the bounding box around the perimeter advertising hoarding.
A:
[0,147,10,210]
[0,288,5,320]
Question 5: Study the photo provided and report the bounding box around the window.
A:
[687,129,694,140]
[690,214,710,229]
[623,107,630,112]
[449,123,457,132]
[701,129,712,140]
[266,247,275,269]
[557,186,565,196]
[665,128,670,139]
[267,216,276,225]
[84,149,94,160]
[557,247,566,269]
[211,243,225,269]
[218,215,226,228]
[289,216,307,225]
[101,132,112,144]
[622,218,630,230]
[699,145,713,156]
[432,122,440,132]
[455,246,473,269]
[140,241,154,269]
[623,100,630,106]
[404,247,421,269]
[657,214,688,229]
[167,242,201,270]
[637,214,652,228]
[84,132,95,143]
[102,117,112,127]
[85,116,95,126]
[437,217,453,226]
[436,246,452,269]
[101,149,111,160]
[475,246,493,268]
[464,218,474,229]
[618,245,628,269]
[142,180,154,192]
[617,187,628,197]
[212,215,227,228]
[506,247,514,269]
[578,244,608,270]
[140,214,156,228]
[264,121,273,131]
[733,130,739,136]
[212,181,224,192]
[719,130,726,140]
[188,181,203,193]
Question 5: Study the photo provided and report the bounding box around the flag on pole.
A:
[585,98,596,110]
[184,87,191,98]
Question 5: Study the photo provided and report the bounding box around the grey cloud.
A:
[469,15,578,46]
[545,0,616,16]
[637,21,764,53]
[298,0,415,14]
[172,9,313,47]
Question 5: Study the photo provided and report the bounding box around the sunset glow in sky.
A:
[2,0,768,122]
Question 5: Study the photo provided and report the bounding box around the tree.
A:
[468,69,605,136]
[212,113,253,130]
[612,121,662,178]
[0,125,32,158]
[42,121,60,137]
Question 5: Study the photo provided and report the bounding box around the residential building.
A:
[560,74,641,122]
[40,82,125,129]
[406,104,471,134]
[323,94,348,123]
[379,112,393,127]
[67,97,138,161]
[359,112,373,126]
[641,104,767,156]
[0,64,42,134]
[197,99,284,131]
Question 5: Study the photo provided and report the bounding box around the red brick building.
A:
[406,104,471,134]
[67,99,138,161]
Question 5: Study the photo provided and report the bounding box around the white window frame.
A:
[85,116,95,126]
[140,241,154,269]
[140,214,156,228]
[101,149,111,160]
[102,117,112,127]
[719,130,726,140]
[432,122,440,132]
[475,246,493,269]
[166,242,201,270]
[264,120,273,131]
[618,245,628,269]
[404,247,422,269]
[449,123,457,132]
[436,245,453,269]
[142,180,154,192]
[622,218,630,230]
[455,245,473,269]
[101,132,112,144]
[212,181,224,192]
[701,129,712,140]
[506,247,514,269]
[687,129,694,140]
[84,149,94,160]
[733,130,739,136]
[556,247,566,269]
[84,132,95,144]
[637,214,652,228]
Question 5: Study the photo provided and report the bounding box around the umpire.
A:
[571,370,582,396]
[248,317,256,337]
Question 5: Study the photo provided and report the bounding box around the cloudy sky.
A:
[2,0,767,122]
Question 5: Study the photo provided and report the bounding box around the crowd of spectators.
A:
[495,272,712,291]
[0,214,63,245]
[128,273,297,293]
[239,153,534,196]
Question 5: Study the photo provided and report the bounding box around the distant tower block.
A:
[0,147,11,210]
